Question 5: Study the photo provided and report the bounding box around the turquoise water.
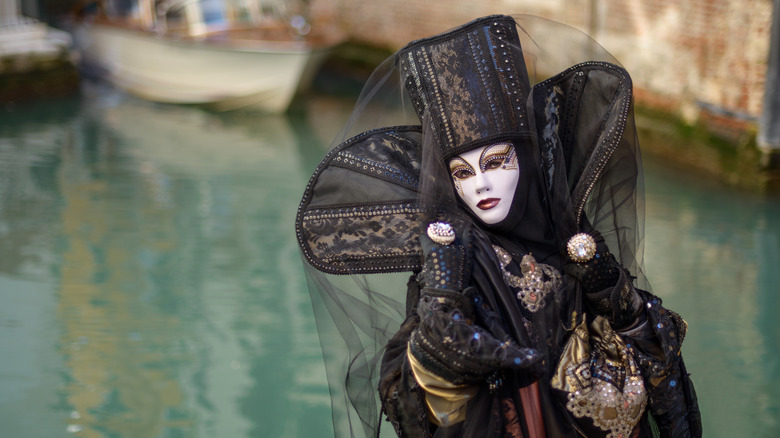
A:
[0,85,778,437]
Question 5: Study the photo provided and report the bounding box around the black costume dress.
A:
[296,15,701,438]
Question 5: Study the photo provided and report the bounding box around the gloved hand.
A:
[409,222,541,386]
[563,229,619,293]
[417,221,472,293]
[563,227,643,330]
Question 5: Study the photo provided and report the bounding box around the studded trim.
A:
[333,150,419,191]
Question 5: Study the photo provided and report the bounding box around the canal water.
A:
[0,83,778,438]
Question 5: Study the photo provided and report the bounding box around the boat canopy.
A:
[99,0,302,36]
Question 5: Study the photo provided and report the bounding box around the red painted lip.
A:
[477,198,500,210]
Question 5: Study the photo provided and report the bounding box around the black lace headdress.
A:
[296,14,647,437]
[297,15,537,275]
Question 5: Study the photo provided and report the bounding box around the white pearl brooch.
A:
[567,233,597,263]
[427,222,456,245]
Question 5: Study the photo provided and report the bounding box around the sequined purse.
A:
[551,315,648,438]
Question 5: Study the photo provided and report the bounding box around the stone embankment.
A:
[0,15,78,103]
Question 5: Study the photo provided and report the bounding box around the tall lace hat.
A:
[398,14,534,160]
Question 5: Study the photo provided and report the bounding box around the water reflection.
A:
[0,87,779,437]
[0,88,338,437]
[643,158,780,436]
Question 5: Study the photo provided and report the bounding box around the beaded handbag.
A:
[551,314,648,438]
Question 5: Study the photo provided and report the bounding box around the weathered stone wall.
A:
[311,0,773,122]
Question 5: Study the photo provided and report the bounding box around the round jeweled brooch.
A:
[427,222,455,245]
[567,233,597,263]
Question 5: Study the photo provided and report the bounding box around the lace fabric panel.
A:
[301,203,426,274]
[297,126,428,274]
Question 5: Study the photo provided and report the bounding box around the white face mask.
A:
[449,143,520,225]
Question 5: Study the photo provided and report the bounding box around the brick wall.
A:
[310,0,773,122]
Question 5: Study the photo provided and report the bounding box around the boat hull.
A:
[78,24,328,112]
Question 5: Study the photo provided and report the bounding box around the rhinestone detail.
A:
[427,222,456,245]
[493,245,561,312]
[567,233,597,263]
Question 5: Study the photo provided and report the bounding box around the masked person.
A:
[297,14,701,438]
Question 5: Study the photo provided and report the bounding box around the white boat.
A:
[74,0,341,112]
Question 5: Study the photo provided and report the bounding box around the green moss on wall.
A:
[0,57,79,102]
[634,105,779,193]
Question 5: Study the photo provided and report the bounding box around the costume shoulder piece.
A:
[296,125,426,274]
[531,62,638,255]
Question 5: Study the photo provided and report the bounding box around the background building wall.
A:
[311,0,773,124]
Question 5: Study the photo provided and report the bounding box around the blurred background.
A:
[1,0,779,437]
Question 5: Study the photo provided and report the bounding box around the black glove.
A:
[563,229,643,329]
[409,222,540,386]
[417,222,472,292]
[563,229,620,293]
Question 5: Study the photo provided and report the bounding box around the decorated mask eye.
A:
[449,143,520,225]
[484,158,504,170]
[449,158,475,180]
[480,143,517,172]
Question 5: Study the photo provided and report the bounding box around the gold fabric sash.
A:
[407,346,478,426]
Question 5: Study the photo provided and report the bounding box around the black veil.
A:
[296,14,647,437]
